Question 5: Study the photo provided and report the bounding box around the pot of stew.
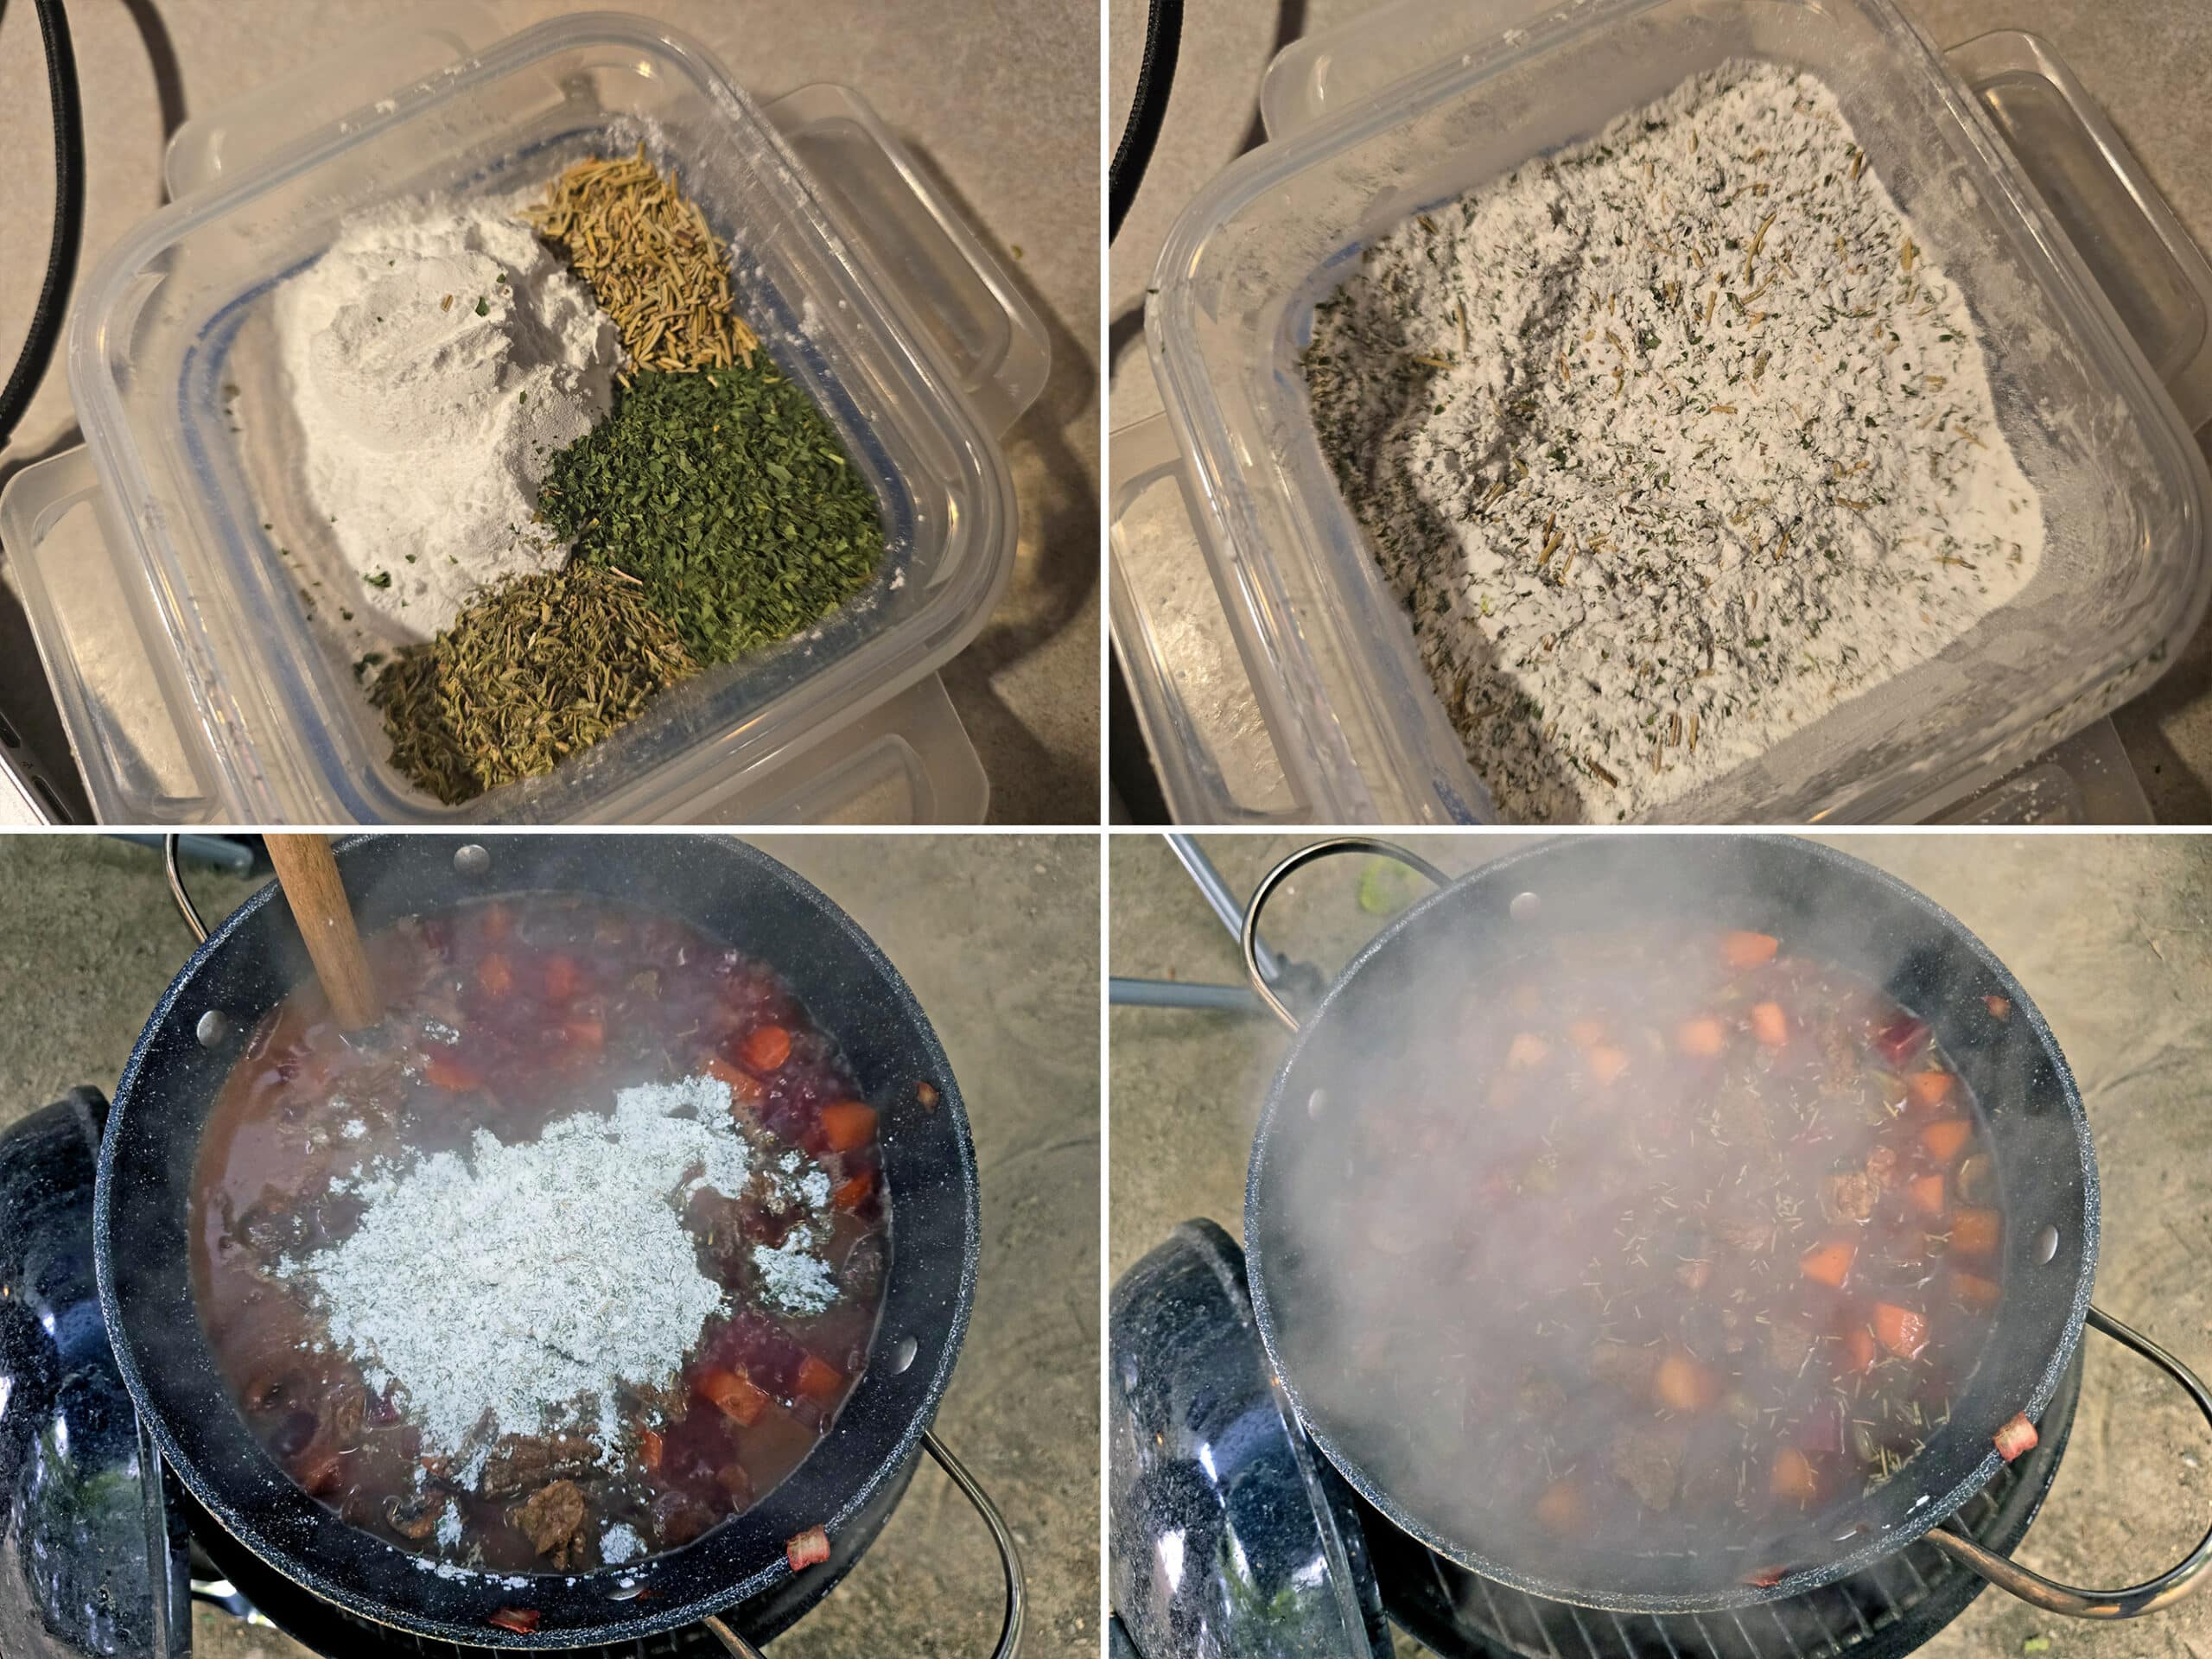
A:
[1238,835,2212,1618]
[92,835,1020,1652]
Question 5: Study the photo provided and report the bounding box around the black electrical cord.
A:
[0,0,86,450]
[1109,0,1181,242]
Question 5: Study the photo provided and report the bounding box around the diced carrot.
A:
[637,1428,663,1473]
[1567,1019,1606,1050]
[1905,1071,1955,1111]
[1800,1238,1856,1288]
[704,1054,766,1105]
[739,1024,791,1072]
[1770,1446,1818,1503]
[819,1101,878,1153]
[423,1053,480,1091]
[1872,1302,1929,1359]
[796,1355,843,1402]
[480,903,512,943]
[1536,1479,1586,1534]
[563,1017,603,1052]
[1949,1207,2001,1255]
[1750,1001,1789,1047]
[476,953,513,997]
[1985,995,2012,1020]
[1743,1566,1789,1589]
[1841,1325,1878,1373]
[543,954,582,1001]
[698,1367,770,1427]
[1922,1119,1974,1165]
[1721,930,1780,968]
[1993,1412,2038,1462]
[1907,1173,1948,1218]
[785,1525,831,1571]
[489,1608,540,1634]
[1677,1017,1726,1058]
[1654,1350,1718,1412]
[1586,1046,1630,1087]
[1507,1032,1551,1069]
[833,1170,874,1211]
[1953,1270,2001,1309]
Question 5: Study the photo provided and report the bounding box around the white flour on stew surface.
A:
[1303,63,2043,822]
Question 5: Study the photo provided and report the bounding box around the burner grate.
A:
[1371,1350,2082,1659]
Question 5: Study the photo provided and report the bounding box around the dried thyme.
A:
[1302,62,2043,823]
[524,144,758,371]
[370,567,699,804]
[536,364,884,665]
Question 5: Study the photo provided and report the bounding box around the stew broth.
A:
[191,893,888,1573]
[1288,926,2004,1565]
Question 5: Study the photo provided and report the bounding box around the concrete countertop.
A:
[1109,831,2212,1659]
[0,0,1099,825]
[1107,0,2212,823]
[0,832,1100,1658]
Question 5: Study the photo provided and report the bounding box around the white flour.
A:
[1305,63,2044,823]
[274,189,620,640]
[282,1075,751,1459]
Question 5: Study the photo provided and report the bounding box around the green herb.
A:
[364,570,393,589]
[370,567,700,804]
[537,365,884,664]
[2022,1640,2050,1654]
[474,296,489,317]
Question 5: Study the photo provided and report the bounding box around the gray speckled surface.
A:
[0,0,1099,825]
[1107,0,2212,823]
[1109,830,2212,1659]
[0,831,1099,1659]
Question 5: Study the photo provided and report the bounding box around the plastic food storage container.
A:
[1110,0,2212,824]
[0,7,1046,823]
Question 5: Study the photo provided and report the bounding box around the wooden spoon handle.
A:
[264,835,379,1031]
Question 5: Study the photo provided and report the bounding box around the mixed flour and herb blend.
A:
[265,145,886,806]
[1304,63,2044,823]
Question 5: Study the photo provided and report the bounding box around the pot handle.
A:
[165,835,213,944]
[1925,1305,2212,1617]
[702,1431,1025,1657]
[1240,838,1449,1031]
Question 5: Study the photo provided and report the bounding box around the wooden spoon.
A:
[265,834,379,1031]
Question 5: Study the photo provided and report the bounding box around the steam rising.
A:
[1252,842,2005,1595]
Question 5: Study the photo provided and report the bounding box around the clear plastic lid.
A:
[16,11,1043,823]
[1133,0,2212,824]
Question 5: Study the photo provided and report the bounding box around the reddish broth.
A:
[190,894,887,1573]
[1294,927,2002,1560]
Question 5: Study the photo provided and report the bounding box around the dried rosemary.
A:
[524,143,759,372]
[536,364,883,665]
[370,567,700,804]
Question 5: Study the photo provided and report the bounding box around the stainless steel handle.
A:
[1239,837,1448,1031]
[702,1431,1024,1657]
[1927,1306,2212,1617]
[164,833,210,943]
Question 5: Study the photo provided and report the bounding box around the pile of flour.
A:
[281,1075,747,1460]
[275,190,620,641]
[1304,63,2044,823]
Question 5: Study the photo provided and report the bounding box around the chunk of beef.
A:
[1712,1217,1777,1255]
[385,1491,449,1542]
[1610,1423,1687,1511]
[480,1433,599,1498]
[1865,1145,1900,1191]
[1517,1371,1567,1420]
[1589,1341,1660,1391]
[518,1480,588,1569]
[1824,1170,1877,1224]
[652,1489,718,1548]
[1767,1319,1817,1376]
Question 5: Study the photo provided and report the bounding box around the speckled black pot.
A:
[95,835,979,1649]
[1246,835,2099,1614]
